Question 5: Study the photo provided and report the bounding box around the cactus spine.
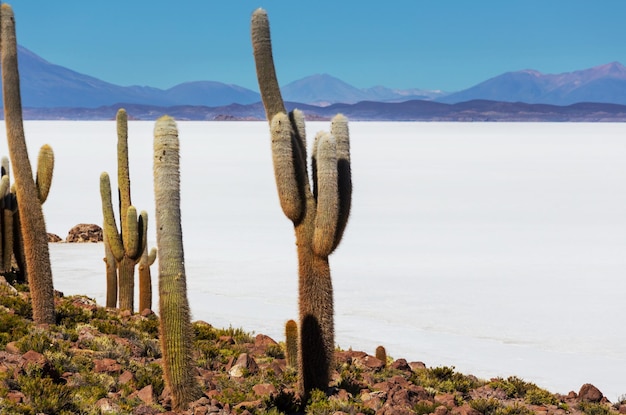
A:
[100,108,147,312]
[285,319,298,369]
[1,4,55,325]
[153,115,199,410]
[252,8,352,396]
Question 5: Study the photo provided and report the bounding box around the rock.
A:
[5,341,20,354]
[66,223,103,243]
[0,276,18,295]
[579,383,603,402]
[253,333,278,353]
[354,354,385,371]
[252,383,277,397]
[95,397,121,413]
[47,233,62,242]
[6,390,25,404]
[228,353,258,377]
[618,404,626,414]
[135,384,154,405]
[94,358,123,373]
[118,370,134,384]
[391,358,411,371]
[409,361,426,371]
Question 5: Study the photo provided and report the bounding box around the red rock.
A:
[118,370,134,384]
[391,358,411,371]
[228,353,258,377]
[409,361,426,371]
[252,383,277,397]
[94,358,122,373]
[135,384,154,405]
[579,383,603,402]
[6,391,24,403]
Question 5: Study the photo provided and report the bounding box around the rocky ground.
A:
[0,277,623,415]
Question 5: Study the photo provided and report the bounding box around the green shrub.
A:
[411,366,483,394]
[130,361,164,397]
[17,372,76,414]
[0,310,31,348]
[0,293,32,318]
[414,400,442,415]
[470,398,502,415]
[578,401,614,415]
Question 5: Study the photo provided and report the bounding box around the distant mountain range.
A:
[2,45,626,121]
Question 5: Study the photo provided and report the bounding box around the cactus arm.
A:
[330,114,352,251]
[251,8,286,121]
[99,172,124,261]
[312,133,339,257]
[270,113,304,223]
[147,247,157,265]
[122,205,140,259]
[35,144,54,204]
[116,109,131,219]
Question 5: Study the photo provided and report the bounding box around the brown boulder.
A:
[47,233,62,242]
[66,223,103,243]
[578,383,604,402]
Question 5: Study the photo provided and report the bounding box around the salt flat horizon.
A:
[1,120,624,400]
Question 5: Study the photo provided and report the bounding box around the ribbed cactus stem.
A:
[138,246,156,312]
[251,8,285,121]
[100,172,124,261]
[375,345,387,366]
[1,3,55,325]
[35,144,54,204]
[270,113,304,222]
[117,109,131,216]
[285,319,298,369]
[103,231,117,308]
[312,133,339,258]
[154,115,199,410]
[331,114,352,251]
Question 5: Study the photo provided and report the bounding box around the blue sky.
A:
[7,1,626,92]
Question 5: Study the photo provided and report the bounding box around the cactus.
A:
[99,108,148,312]
[375,345,387,366]
[251,8,352,396]
[1,4,55,325]
[138,246,156,312]
[285,319,298,369]
[153,115,200,410]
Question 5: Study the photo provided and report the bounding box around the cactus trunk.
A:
[153,115,199,410]
[296,218,334,393]
[117,256,135,311]
[1,4,55,325]
[104,233,118,308]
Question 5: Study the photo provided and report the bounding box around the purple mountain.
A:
[1,46,260,108]
[438,62,626,105]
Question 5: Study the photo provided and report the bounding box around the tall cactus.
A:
[251,8,352,396]
[100,108,148,312]
[1,4,56,325]
[153,115,199,410]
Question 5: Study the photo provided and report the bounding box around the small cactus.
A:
[375,346,387,366]
[285,319,298,369]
